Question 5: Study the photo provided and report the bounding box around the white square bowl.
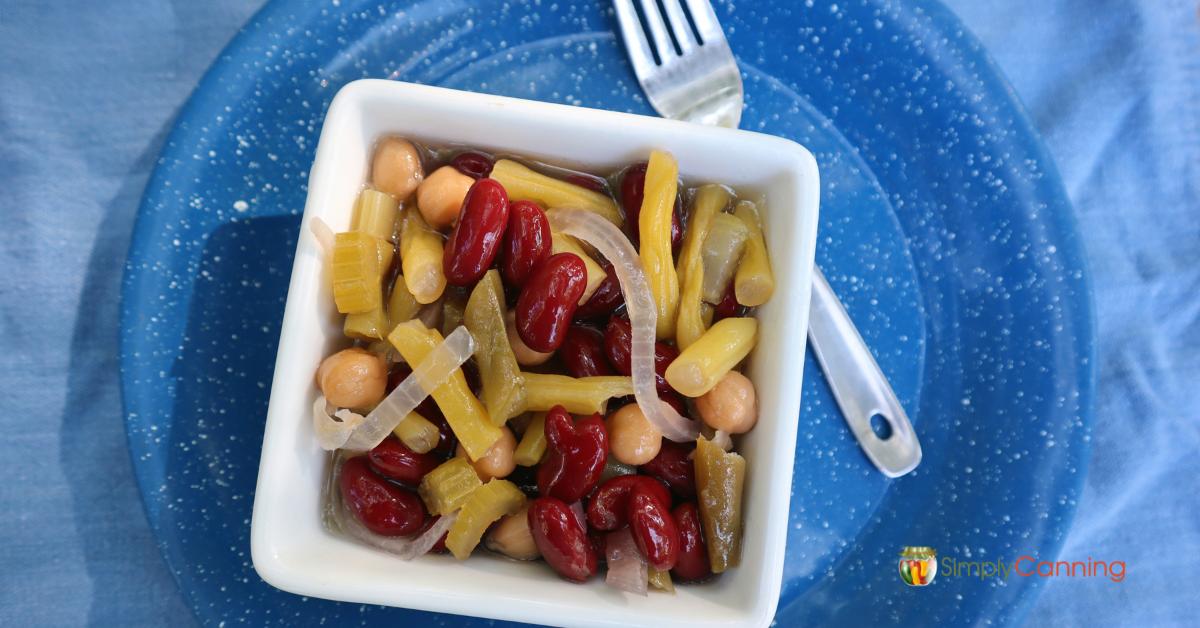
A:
[251,79,820,628]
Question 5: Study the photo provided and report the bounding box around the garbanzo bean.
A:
[696,371,758,434]
[316,347,387,410]
[485,504,540,560]
[417,165,474,229]
[506,310,553,366]
[457,426,517,480]
[372,137,424,199]
[606,403,663,465]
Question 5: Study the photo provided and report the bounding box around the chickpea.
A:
[485,505,540,560]
[316,348,387,411]
[416,166,474,229]
[606,403,663,466]
[372,137,424,199]
[457,426,516,480]
[506,310,552,366]
[695,371,758,434]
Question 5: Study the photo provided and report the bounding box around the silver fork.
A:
[613,0,921,478]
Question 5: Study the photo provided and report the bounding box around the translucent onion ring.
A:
[605,527,648,596]
[329,455,457,560]
[547,208,700,442]
[314,326,476,452]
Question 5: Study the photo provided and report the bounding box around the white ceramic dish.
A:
[251,79,820,628]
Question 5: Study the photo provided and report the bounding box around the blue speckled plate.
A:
[120,0,1094,625]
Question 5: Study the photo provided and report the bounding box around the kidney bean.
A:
[628,482,680,571]
[444,178,509,286]
[450,151,494,179]
[714,282,745,320]
[639,439,696,499]
[367,436,441,486]
[516,253,587,352]
[528,497,598,582]
[670,503,711,581]
[564,173,610,194]
[340,456,427,536]
[536,406,608,503]
[574,258,625,319]
[560,325,613,378]
[619,162,682,250]
[586,475,672,531]
[603,316,679,395]
[500,200,552,288]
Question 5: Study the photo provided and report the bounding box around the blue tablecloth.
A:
[1,0,1196,625]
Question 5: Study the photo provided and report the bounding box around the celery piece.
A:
[445,479,526,560]
[465,271,528,424]
[331,231,389,314]
[418,457,483,516]
[353,188,400,241]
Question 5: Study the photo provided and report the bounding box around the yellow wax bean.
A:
[392,411,440,454]
[639,150,681,339]
[522,372,634,415]
[512,412,547,467]
[388,320,500,460]
[464,271,528,424]
[664,317,757,397]
[399,206,446,305]
[733,200,775,307]
[675,185,730,349]
[490,158,622,225]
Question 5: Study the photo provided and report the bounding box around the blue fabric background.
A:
[0,0,1195,625]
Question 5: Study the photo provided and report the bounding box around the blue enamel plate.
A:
[120,0,1094,625]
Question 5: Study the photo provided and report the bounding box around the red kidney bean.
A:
[366,436,441,486]
[528,497,598,582]
[500,200,552,288]
[619,162,682,250]
[639,439,696,499]
[586,475,672,531]
[564,173,610,195]
[660,391,688,417]
[444,178,509,286]
[603,316,678,394]
[559,325,613,378]
[670,502,711,581]
[574,258,625,319]
[536,406,608,503]
[516,252,587,352]
[450,151,494,179]
[340,456,427,536]
[628,482,680,571]
[714,281,744,320]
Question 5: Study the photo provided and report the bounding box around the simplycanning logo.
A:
[898,547,1126,586]
[899,547,938,586]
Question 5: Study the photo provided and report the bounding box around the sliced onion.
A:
[711,429,733,452]
[313,396,366,450]
[314,326,475,452]
[548,208,700,442]
[605,528,648,596]
[330,463,458,560]
[309,216,335,257]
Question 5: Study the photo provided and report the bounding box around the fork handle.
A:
[806,265,922,477]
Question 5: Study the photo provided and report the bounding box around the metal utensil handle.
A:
[807,266,921,477]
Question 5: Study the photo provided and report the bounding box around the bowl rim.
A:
[250,78,820,628]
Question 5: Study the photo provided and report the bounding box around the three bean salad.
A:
[309,136,775,595]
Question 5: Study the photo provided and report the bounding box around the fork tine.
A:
[635,0,678,65]
[613,0,657,78]
[659,0,697,53]
[682,0,725,44]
